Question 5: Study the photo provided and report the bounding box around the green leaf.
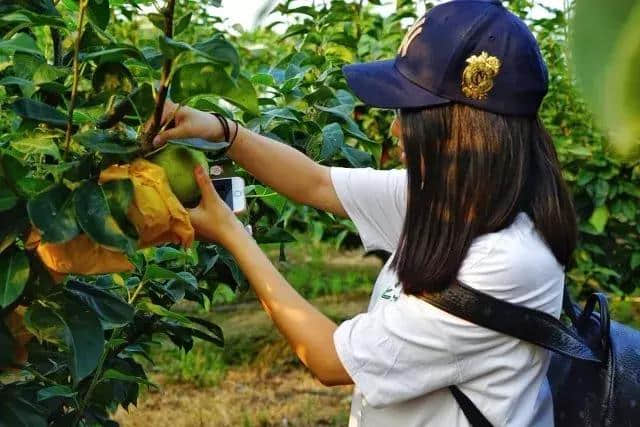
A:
[251,73,276,87]
[217,247,247,292]
[139,299,191,324]
[65,280,134,329]
[23,304,64,344]
[174,12,192,36]
[10,98,68,129]
[193,36,241,78]
[27,185,80,244]
[153,246,186,263]
[0,9,65,28]
[57,302,104,384]
[74,130,139,154]
[186,316,224,345]
[263,108,299,122]
[0,396,47,427]
[167,138,229,154]
[144,264,181,282]
[226,76,259,116]
[87,0,110,29]
[1,153,28,186]
[158,35,191,60]
[3,0,59,16]
[0,76,36,96]
[0,186,18,212]
[631,252,640,270]
[341,145,374,168]
[144,265,197,288]
[97,82,154,128]
[101,368,155,387]
[73,181,136,253]
[147,12,164,30]
[102,179,134,233]
[255,227,296,244]
[92,62,135,95]
[12,135,61,160]
[170,63,258,115]
[321,123,344,160]
[589,205,610,234]
[0,33,42,56]
[79,45,145,63]
[0,154,49,198]
[0,251,30,309]
[36,385,77,401]
[32,64,68,86]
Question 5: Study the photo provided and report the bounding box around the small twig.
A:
[128,280,146,304]
[50,27,62,67]
[63,0,89,160]
[23,366,58,386]
[141,0,177,152]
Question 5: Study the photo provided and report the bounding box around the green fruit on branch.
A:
[150,144,209,204]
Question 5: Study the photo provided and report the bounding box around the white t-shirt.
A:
[330,167,564,427]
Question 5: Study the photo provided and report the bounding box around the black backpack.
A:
[420,281,640,427]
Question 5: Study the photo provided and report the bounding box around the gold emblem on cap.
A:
[461,51,501,100]
[398,17,426,57]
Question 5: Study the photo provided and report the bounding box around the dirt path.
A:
[113,294,369,427]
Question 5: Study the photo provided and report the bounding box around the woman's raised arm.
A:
[229,127,347,217]
[152,100,347,217]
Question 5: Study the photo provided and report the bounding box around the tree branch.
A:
[63,0,88,160]
[141,0,177,152]
[50,27,62,67]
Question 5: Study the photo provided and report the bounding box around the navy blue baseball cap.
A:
[343,0,548,116]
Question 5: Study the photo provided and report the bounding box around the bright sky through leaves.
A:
[217,0,567,31]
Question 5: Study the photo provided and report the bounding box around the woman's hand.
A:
[151,99,230,147]
[187,165,245,246]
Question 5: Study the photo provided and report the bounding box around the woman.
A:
[153,0,576,425]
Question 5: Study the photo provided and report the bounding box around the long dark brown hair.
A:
[391,103,577,295]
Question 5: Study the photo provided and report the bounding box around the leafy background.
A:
[0,0,638,426]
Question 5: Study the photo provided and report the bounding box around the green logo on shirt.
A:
[381,282,401,301]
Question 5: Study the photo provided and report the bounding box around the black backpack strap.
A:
[419,280,604,427]
[419,280,603,362]
[449,386,493,427]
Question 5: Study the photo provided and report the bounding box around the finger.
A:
[160,99,178,126]
[153,126,186,147]
[193,165,218,206]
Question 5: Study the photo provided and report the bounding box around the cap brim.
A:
[343,60,450,109]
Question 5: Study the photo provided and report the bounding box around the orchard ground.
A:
[112,240,640,427]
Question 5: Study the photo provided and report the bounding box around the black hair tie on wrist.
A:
[212,112,230,142]
[211,112,239,156]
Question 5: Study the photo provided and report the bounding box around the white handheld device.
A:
[212,176,246,213]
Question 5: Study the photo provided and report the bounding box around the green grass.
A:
[209,238,381,305]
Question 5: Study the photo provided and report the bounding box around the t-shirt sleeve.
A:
[330,167,407,253]
[333,294,459,408]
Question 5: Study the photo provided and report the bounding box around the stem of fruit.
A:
[72,330,121,427]
[142,0,177,153]
[63,0,88,161]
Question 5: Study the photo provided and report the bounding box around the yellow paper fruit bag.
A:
[27,229,134,279]
[100,158,194,249]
